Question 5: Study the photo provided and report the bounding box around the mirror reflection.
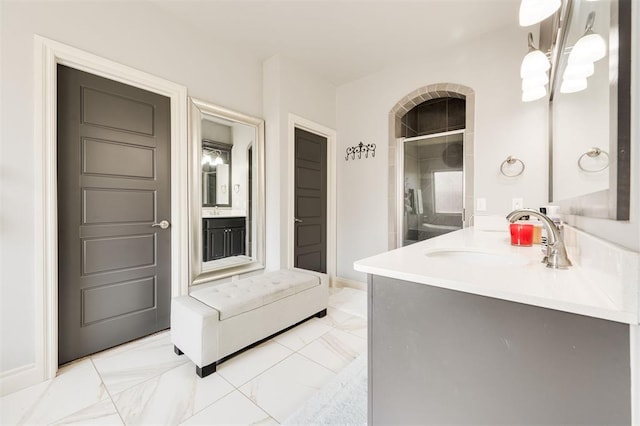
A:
[549,0,630,219]
[551,0,611,202]
[202,140,231,206]
[190,98,265,283]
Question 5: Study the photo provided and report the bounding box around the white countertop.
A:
[354,227,639,325]
[202,209,246,218]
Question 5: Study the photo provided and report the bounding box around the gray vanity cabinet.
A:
[203,217,246,262]
[368,275,631,425]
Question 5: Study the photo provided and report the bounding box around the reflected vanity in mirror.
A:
[189,98,265,284]
[549,0,631,219]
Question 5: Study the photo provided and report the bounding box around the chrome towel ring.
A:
[500,156,525,177]
[578,147,609,173]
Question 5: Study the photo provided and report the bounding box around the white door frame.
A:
[33,36,189,383]
[287,114,337,284]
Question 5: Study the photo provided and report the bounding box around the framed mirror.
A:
[189,98,265,285]
[549,0,631,220]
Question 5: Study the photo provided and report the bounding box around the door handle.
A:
[151,220,171,230]
[294,218,303,223]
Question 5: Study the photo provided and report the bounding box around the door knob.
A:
[151,220,171,230]
[294,218,303,223]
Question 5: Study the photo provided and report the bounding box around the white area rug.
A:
[283,353,367,425]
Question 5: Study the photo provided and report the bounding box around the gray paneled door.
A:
[57,65,171,365]
[294,128,327,273]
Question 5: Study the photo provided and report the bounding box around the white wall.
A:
[262,55,336,271]
[202,121,232,144]
[336,24,549,282]
[0,1,263,375]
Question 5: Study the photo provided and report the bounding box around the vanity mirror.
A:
[549,0,631,220]
[189,98,265,284]
[202,140,231,207]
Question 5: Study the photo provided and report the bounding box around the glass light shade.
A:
[563,62,594,79]
[213,155,224,166]
[520,49,550,78]
[569,31,607,63]
[522,74,548,90]
[522,86,547,102]
[201,154,212,166]
[560,77,588,93]
[519,0,561,26]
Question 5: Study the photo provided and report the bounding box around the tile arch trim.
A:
[387,83,476,250]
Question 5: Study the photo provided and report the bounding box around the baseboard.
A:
[333,276,367,291]
[0,363,42,397]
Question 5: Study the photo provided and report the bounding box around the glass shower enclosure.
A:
[401,131,464,246]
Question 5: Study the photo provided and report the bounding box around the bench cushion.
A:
[190,270,321,320]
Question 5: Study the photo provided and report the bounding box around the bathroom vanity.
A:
[355,227,639,425]
[202,217,246,262]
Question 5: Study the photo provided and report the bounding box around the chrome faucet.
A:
[506,208,572,269]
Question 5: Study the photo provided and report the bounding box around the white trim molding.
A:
[17,36,189,394]
[286,114,337,284]
[0,364,39,397]
[632,325,640,425]
[333,276,367,292]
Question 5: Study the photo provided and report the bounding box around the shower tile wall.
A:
[401,98,465,138]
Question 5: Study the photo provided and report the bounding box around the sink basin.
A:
[424,248,530,267]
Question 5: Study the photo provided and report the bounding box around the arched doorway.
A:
[387,83,475,249]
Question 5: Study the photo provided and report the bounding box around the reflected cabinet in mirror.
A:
[549,0,631,219]
[189,98,265,284]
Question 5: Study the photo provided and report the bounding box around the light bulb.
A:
[520,49,550,78]
[522,86,547,102]
[563,62,594,79]
[213,155,224,166]
[570,31,606,63]
[519,0,561,26]
[201,154,212,166]
[560,77,588,94]
[522,73,548,90]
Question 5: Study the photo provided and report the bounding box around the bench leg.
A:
[315,309,327,318]
[196,362,217,378]
[174,345,184,356]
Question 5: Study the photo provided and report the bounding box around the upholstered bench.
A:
[171,268,329,377]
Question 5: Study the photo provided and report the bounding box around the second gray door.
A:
[57,65,172,364]
[294,128,327,273]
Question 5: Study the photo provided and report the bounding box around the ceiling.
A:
[151,0,521,86]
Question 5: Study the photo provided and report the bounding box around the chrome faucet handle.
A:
[506,208,572,269]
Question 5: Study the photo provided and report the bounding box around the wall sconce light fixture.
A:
[521,32,550,102]
[519,0,561,27]
[561,12,605,94]
[202,149,225,166]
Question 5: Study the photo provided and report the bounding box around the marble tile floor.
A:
[0,287,367,425]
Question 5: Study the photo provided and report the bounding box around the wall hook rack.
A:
[346,141,376,161]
